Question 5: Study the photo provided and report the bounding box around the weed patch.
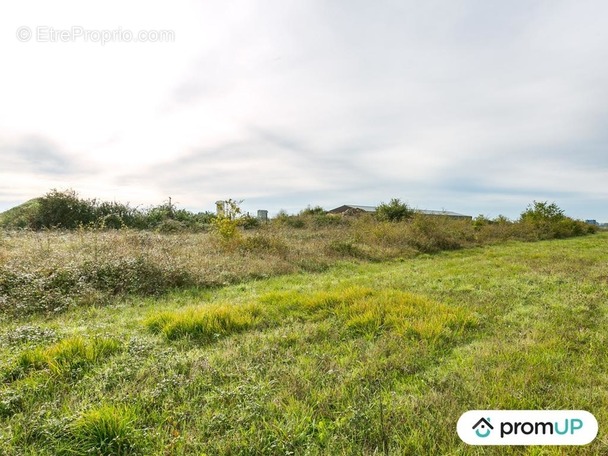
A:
[82,256,191,295]
[2,325,59,346]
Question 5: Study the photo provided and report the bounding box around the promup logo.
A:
[472,417,493,438]
[457,410,598,445]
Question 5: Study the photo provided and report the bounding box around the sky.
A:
[1,0,607,220]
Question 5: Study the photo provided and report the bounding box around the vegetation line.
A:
[0,190,598,318]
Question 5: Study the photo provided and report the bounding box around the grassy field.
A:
[1,232,607,454]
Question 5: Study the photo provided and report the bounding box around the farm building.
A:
[327,204,472,220]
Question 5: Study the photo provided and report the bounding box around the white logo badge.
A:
[457,410,598,445]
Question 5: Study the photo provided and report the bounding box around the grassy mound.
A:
[0,198,41,229]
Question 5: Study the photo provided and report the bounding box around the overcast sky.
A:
[1,0,607,220]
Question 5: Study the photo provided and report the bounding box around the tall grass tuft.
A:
[336,290,477,341]
[70,404,141,456]
[12,336,122,379]
[146,286,477,348]
[145,303,263,343]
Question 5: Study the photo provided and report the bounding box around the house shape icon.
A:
[472,417,493,438]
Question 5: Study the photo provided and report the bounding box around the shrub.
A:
[406,215,468,253]
[0,265,88,316]
[239,215,260,229]
[375,199,414,222]
[211,199,250,247]
[519,201,593,240]
[299,205,326,216]
[212,216,241,246]
[520,201,565,223]
[32,189,97,229]
[0,254,192,317]
[553,218,597,238]
[142,202,175,228]
[472,214,492,230]
[99,213,125,230]
[240,233,289,256]
[82,257,190,295]
[155,219,187,233]
[96,201,137,228]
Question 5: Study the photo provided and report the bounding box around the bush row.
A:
[1,189,217,231]
[2,191,597,241]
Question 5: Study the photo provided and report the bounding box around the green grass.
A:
[70,404,141,456]
[9,336,122,379]
[145,303,263,343]
[145,287,476,344]
[0,234,607,454]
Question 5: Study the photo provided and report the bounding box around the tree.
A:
[520,201,565,223]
